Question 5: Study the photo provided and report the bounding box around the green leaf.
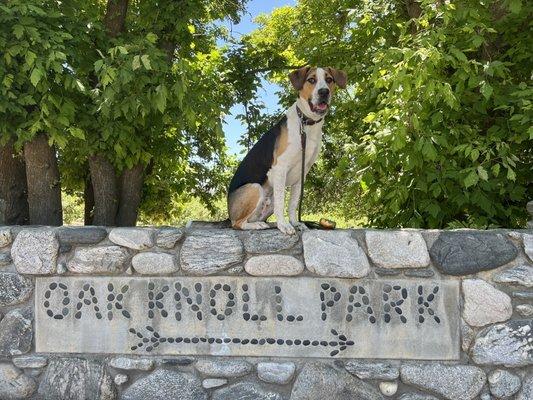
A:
[141,55,151,70]
[30,68,43,87]
[509,0,522,13]
[94,59,104,72]
[25,51,36,67]
[132,55,141,70]
[477,165,488,181]
[146,32,158,43]
[470,149,479,162]
[69,127,85,139]
[491,164,500,177]
[464,170,479,188]
[507,167,516,181]
[480,81,493,100]
[13,25,24,39]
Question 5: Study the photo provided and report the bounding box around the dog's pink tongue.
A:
[316,103,328,110]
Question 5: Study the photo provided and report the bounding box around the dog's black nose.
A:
[318,88,330,97]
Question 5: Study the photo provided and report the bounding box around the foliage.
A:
[238,0,532,228]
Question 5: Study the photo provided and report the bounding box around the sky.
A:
[220,0,295,156]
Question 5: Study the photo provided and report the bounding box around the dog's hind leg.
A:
[228,183,270,230]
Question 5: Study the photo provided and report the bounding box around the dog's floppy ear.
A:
[327,67,347,89]
[289,66,310,90]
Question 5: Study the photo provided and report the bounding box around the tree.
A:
[235,0,532,228]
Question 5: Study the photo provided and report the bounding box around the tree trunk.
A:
[23,134,63,225]
[104,0,129,37]
[88,155,118,226]
[84,174,95,225]
[0,140,29,225]
[116,163,144,226]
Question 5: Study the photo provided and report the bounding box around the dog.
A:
[227,66,347,235]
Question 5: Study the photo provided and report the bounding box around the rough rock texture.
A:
[0,308,32,356]
[290,363,384,400]
[488,369,521,398]
[243,230,300,253]
[365,230,430,268]
[11,228,58,274]
[57,226,107,245]
[211,382,283,400]
[400,363,486,400]
[121,369,206,400]
[430,231,518,275]
[202,378,227,389]
[257,362,296,384]
[345,361,399,380]
[108,227,156,250]
[108,357,154,371]
[0,363,37,400]
[398,395,439,400]
[471,319,533,367]
[156,227,183,249]
[0,272,33,306]
[67,246,130,274]
[38,358,116,400]
[12,356,47,369]
[461,319,475,352]
[131,252,179,274]
[303,231,370,278]
[524,234,533,261]
[180,232,244,275]
[493,265,533,287]
[0,251,12,267]
[195,360,252,378]
[379,381,397,397]
[0,227,12,247]
[516,304,533,317]
[244,255,304,276]
[517,374,533,400]
[462,279,512,327]
[113,374,128,386]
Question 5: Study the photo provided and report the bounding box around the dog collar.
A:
[296,106,323,126]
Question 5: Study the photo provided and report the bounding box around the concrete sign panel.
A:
[35,277,460,359]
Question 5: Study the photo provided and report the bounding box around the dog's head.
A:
[289,66,347,118]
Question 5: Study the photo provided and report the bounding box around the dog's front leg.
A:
[268,166,295,235]
[288,183,305,229]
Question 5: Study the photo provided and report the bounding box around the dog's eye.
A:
[326,77,334,84]
[307,77,316,84]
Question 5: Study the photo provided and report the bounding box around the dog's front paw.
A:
[277,221,296,235]
[290,220,307,231]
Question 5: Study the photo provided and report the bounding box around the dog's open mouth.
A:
[309,99,329,114]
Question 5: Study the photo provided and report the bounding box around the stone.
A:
[516,304,533,317]
[67,246,130,274]
[0,363,37,400]
[462,279,512,327]
[113,374,128,386]
[202,378,227,389]
[524,234,533,261]
[290,363,384,400]
[195,360,252,378]
[243,229,300,253]
[513,291,533,299]
[303,230,370,278]
[399,395,439,400]
[404,269,435,277]
[471,319,533,367]
[461,319,475,352]
[212,382,283,400]
[0,308,32,356]
[121,369,206,400]
[108,357,154,371]
[244,255,304,276]
[400,363,486,400]
[379,381,397,396]
[180,231,244,275]
[156,227,183,249]
[493,265,533,287]
[345,361,399,380]
[488,369,521,398]
[0,251,12,266]
[366,230,430,268]
[131,252,179,274]
[109,227,156,250]
[12,228,59,274]
[0,272,33,306]
[13,356,47,369]
[0,227,12,247]
[57,226,107,245]
[257,362,296,384]
[38,358,116,400]
[517,374,533,400]
[374,268,401,276]
[430,231,518,275]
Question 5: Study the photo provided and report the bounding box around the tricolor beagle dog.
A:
[227,66,347,235]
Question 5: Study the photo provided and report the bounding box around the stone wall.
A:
[0,224,532,400]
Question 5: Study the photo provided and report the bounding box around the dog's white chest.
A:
[284,125,322,186]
